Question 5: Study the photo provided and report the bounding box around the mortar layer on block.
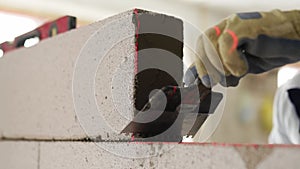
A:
[0,9,183,141]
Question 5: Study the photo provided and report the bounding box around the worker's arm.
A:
[269,73,300,144]
[192,9,300,87]
[269,84,293,144]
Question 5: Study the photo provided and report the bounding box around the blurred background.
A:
[0,0,299,144]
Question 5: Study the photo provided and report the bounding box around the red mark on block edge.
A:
[225,29,238,54]
[133,9,140,74]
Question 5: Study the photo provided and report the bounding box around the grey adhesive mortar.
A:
[0,9,183,141]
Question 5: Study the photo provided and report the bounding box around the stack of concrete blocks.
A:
[0,9,300,169]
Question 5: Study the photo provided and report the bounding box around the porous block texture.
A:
[1,141,300,169]
[0,9,183,141]
[0,142,39,169]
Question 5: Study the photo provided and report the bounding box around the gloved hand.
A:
[190,9,300,87]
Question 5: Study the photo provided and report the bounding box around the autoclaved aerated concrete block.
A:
[0,9,183,141]
[0,141,38,169]
[2,141,300,169]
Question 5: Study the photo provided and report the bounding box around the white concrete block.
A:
[2,141,300,169]
[40,142,244,169]
[0,141,38,169]
[38,142,300,169]
[257,146,300,169]
[0,9,183,141]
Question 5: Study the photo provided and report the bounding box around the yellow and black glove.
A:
[187,9,300,87]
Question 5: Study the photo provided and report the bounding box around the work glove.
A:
[190,9,300,87]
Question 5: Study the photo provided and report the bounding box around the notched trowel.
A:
[121,81,223,142]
